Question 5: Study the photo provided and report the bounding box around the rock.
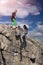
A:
[0,24,43,65]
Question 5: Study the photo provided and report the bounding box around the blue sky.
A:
[0,0,43,41]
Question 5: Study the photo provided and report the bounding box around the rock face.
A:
[0,24,43,65]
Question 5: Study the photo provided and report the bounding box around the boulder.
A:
[0,24,43,65]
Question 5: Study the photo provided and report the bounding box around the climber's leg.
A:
[22,35,27,49]
[20,46,22,62]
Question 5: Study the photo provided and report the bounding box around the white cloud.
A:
[29,22,43,37]
[17,8,29,18]
[35,32,42,36]
[33,12,40,15]
[37,25,43,30]
[27,5,40,15]
[29,31,42,37]
[0,0,40,18]
[0,0,8,4]
[29,29,43,41]
[0,21,12,25]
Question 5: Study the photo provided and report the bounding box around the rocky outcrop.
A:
[0,24,43,65]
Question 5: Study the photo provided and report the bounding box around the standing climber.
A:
[11,10,19,35]
[11,10,17,28]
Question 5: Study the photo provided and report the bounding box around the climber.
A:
[11,10,17,28]
[19,24,28,42]
[19,24,29,61]
[18,24,28,48]
[19,24,29,42]
[11,10,20,37]
[22,24,28,48]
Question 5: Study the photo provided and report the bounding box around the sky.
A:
[0,0,43,42]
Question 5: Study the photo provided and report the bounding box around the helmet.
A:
[23,24,29,30]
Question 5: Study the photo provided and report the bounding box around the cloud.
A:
[17,8,29,18]
[0,0,41,18]
[37,24,43,31]
[29,29,43,41]
[0,0,8,4]
[32,12,40,15]
[29,22,43,38]
[0,21,12,25]
[29,31,42,37]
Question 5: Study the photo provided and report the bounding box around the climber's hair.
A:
[23,25,28,30]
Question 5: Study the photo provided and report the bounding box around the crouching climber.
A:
[19,24,29,61]
[22,24,28,48]
[19,24,29,49]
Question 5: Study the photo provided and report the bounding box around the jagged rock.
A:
[0,24,43,65]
